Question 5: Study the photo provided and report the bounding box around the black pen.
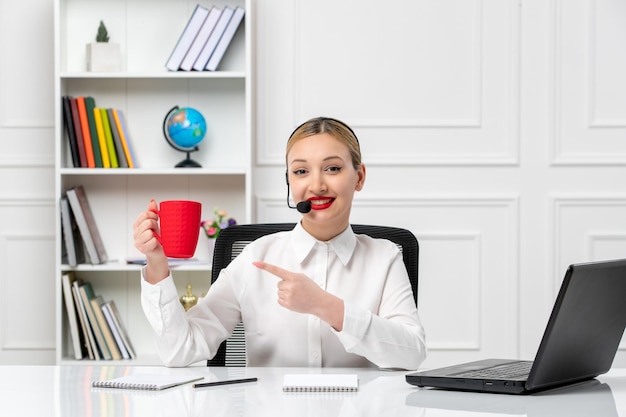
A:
[193,377,258,388]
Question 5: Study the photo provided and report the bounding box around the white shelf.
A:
[59,167,248,176]
[60,71,247,79]
[54,0,252,365]
[61,261,212,273]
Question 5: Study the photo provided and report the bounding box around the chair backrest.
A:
[207,223,419,366]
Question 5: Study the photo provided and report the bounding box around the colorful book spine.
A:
[84,96,103,167]
[72,278,97,359]
[78,282,112,360]
[93,108,111,168]
[107,108,128,168]
[76,96,96,168]
[100,108,119,168]
[66,185,108,265]
[62,96,80,167]
[112,109,135,168]
[90,296,122,360]
[69,98,87,167]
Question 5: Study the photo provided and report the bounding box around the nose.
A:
[310,171,327,194]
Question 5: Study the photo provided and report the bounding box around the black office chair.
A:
[206,223,419,366]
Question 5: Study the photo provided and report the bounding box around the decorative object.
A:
[201,208,236,239]
[180,284,198,311]
[86,20,121,72]
[162,106,207,167]
[201,208,236,261]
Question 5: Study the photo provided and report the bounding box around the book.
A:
[90,296,122,360]
[78,282,112,360]
[165,4,210,71]
[115,109,138,168]
[99,108,119,168]
[62,96,80,167]
[282,374,359,392]
[69,97,87,167]
[60,196,85,266]
[205,6,245,71]
[66,185,108,264]
[61,272,85,360]
[72,278,98,360]
[111,109,135,168]
[84,96,103,167]
[179,6,221,71]
[101,300,135,359]
[76,96,96,168]
[107,108,128,168]
[93,107,111,168]
[92,374,204,391]
[193,6,234,71]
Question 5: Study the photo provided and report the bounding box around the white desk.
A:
[1,365,626,416]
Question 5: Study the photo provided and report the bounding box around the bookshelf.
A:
[54,0,253,364]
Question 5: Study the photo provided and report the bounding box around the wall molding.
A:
[0,155,53,169]
[550,0,626,166]
[551,194,626,293]
[0,233,55,351]
[257,0,520,167]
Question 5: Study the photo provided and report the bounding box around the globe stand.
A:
[175,150,202,168]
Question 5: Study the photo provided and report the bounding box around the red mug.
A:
[152,200,202,258]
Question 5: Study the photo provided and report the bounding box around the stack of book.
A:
[62,272,135,361]
[166,4,245,71]
[62,95,137,168]
[61,185,108,266]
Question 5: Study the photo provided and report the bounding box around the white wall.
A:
[1,0,625,367]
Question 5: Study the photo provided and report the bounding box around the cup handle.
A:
[149,208,163,245]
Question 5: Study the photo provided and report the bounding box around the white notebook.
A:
[282,374,358,392]
[92,374,204,391]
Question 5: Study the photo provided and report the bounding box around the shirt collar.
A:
[292,222,356,265]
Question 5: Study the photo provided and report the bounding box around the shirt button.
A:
[312,351,319,358]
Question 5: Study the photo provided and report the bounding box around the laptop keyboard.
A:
[452,360,533,379]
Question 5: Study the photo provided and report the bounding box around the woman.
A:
[134,117,427,369]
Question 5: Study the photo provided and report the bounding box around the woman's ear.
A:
[355,164,366,191]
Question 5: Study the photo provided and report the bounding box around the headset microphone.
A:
[286,172,312,213]
[295,200,312,213]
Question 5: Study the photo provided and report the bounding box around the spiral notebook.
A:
[92,374,204,391]
[282,374,358,392]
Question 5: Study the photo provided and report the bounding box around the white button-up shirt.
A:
[141,223,427,369]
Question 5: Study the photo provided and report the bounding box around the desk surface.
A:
[1,365,626,416]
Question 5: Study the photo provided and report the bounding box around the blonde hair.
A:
[286,117,362,169]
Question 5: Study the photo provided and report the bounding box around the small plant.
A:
[201,208,237,239]
[96,20,110,43]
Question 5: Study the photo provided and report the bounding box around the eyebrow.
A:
[289,155,344,165]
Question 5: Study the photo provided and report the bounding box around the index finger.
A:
[252,261,289,280]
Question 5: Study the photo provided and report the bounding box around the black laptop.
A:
[406,258,626,394]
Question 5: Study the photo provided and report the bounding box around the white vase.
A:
[86,42,121,72]
[207,238,216,262]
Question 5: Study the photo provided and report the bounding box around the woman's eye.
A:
[326,166,342,173]
[293,169,307,175]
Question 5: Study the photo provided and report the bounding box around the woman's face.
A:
[287,133,366,240]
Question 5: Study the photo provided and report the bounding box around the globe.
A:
[162,106,207,167]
